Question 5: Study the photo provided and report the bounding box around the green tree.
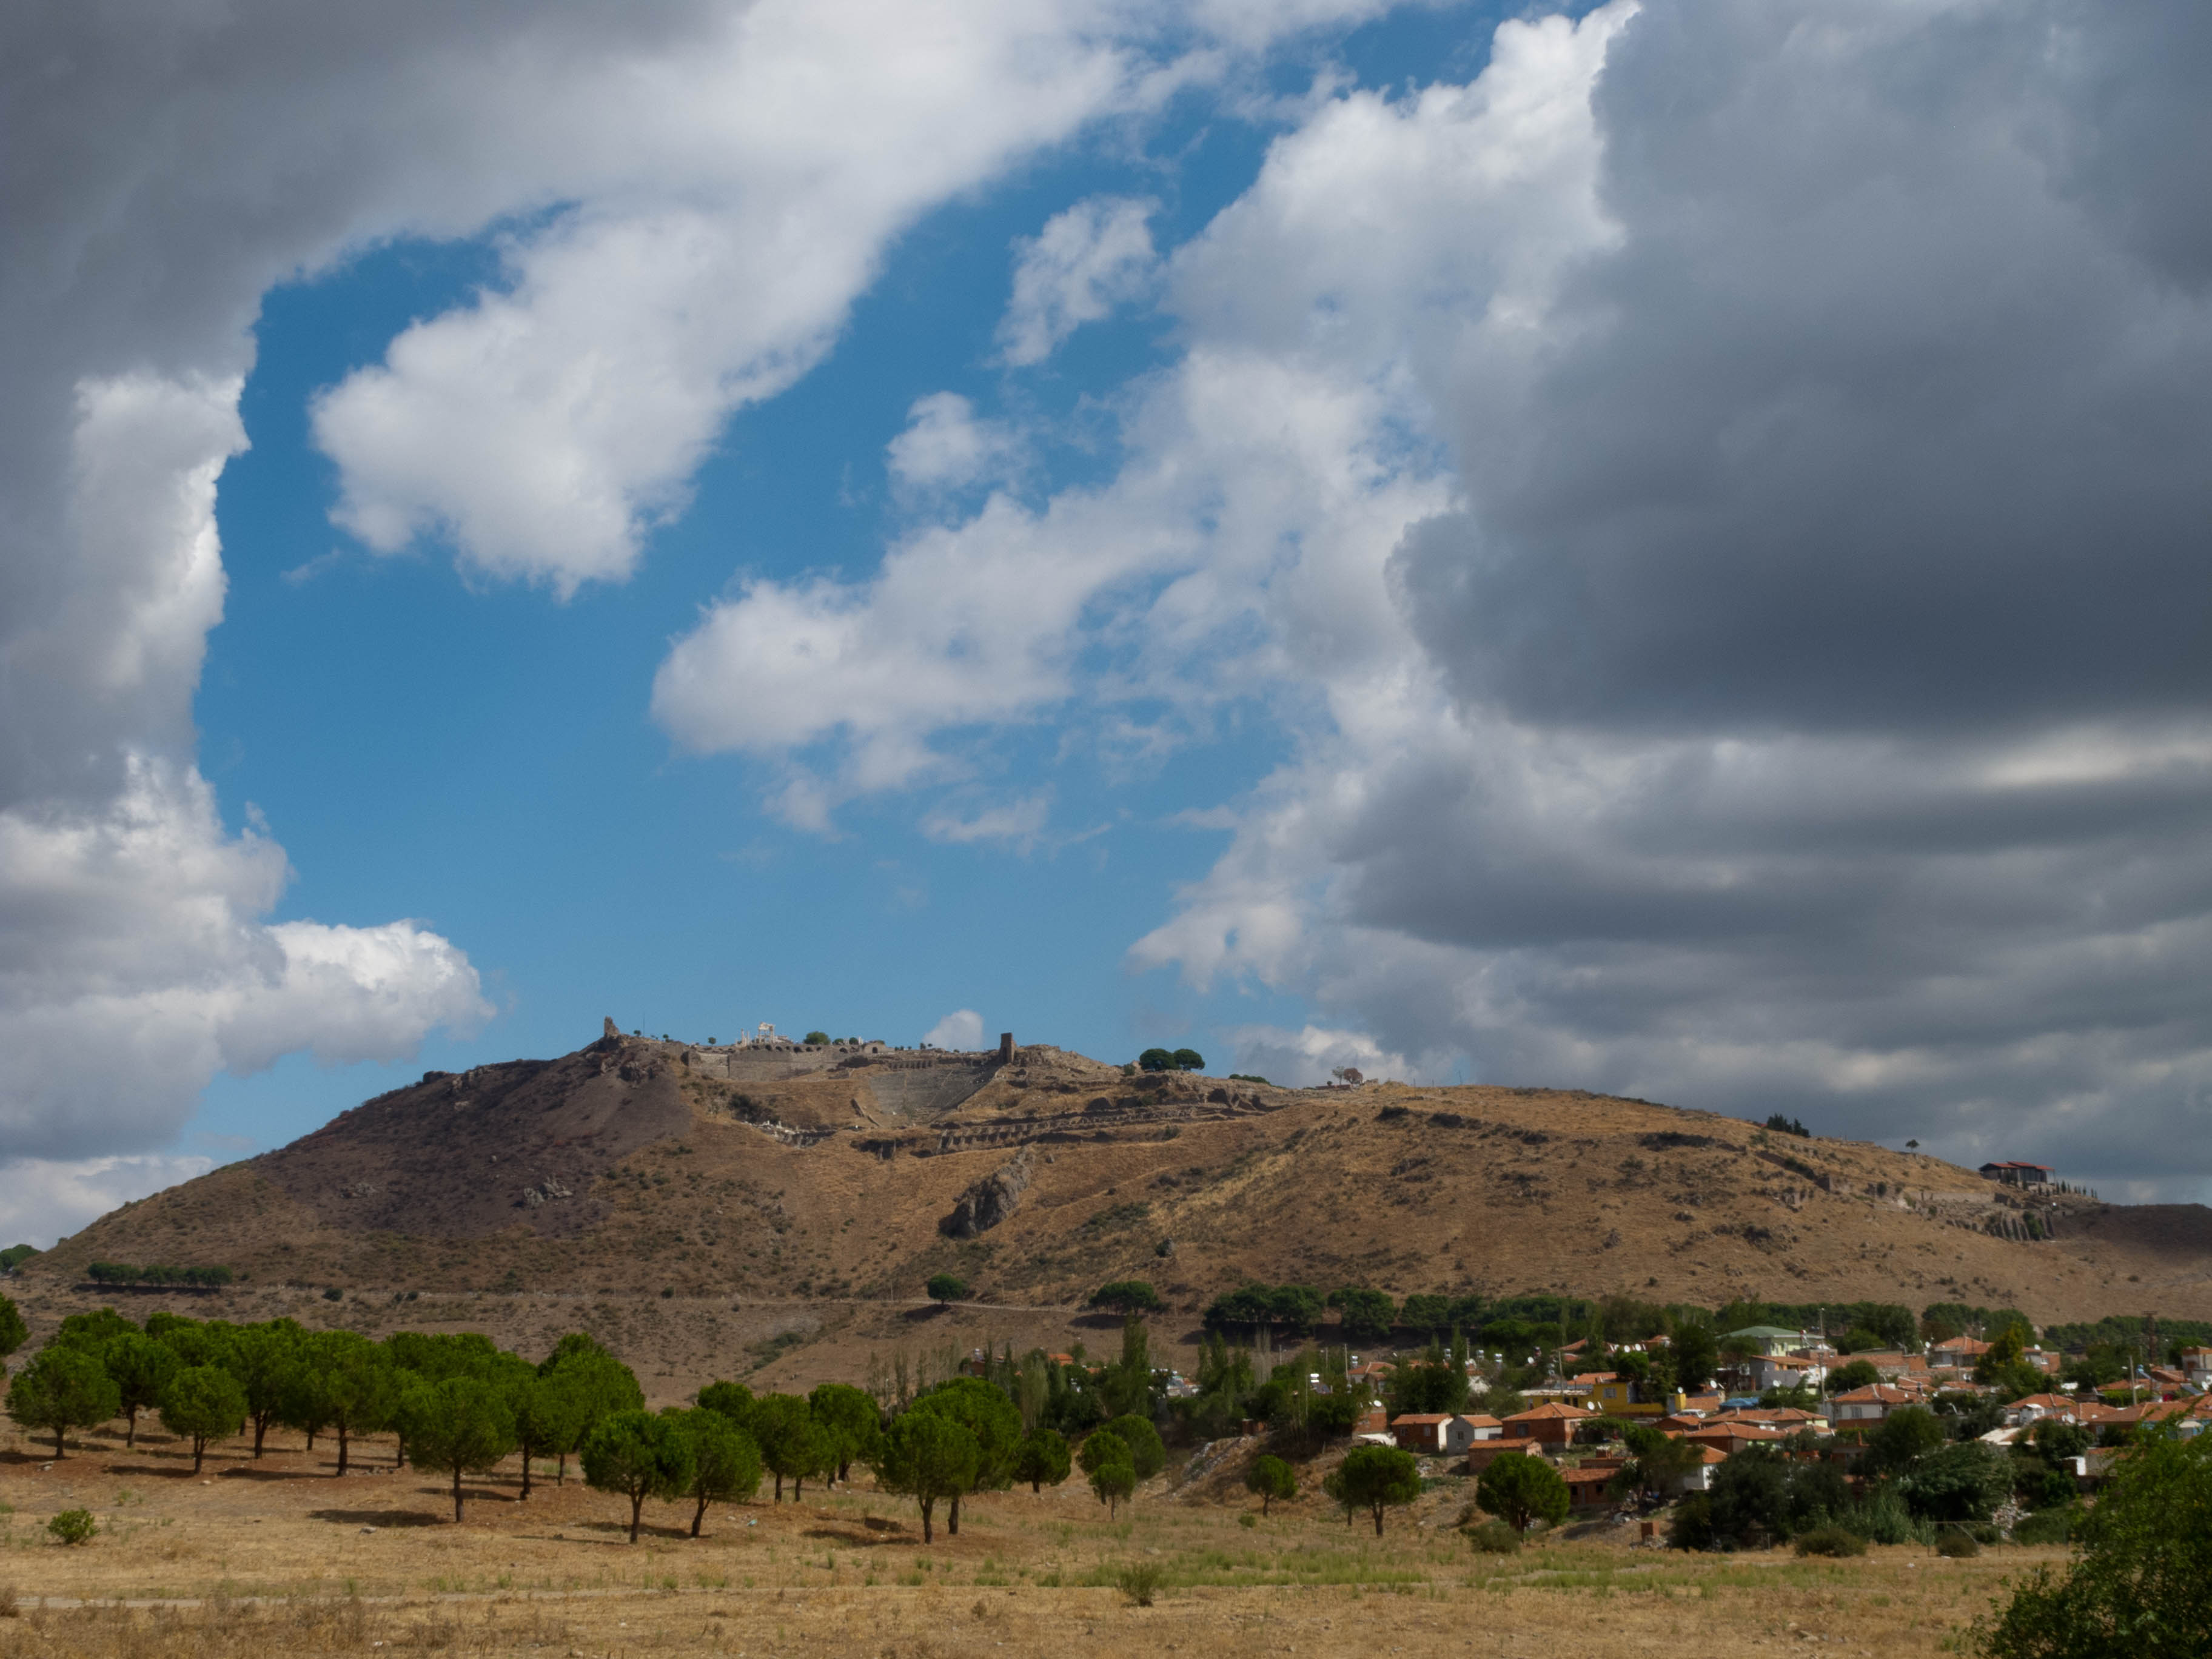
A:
[7,1346,122,1458]
[1477,1451,1570,1536]
[1012,1427,1071,1493]
[1866,1405,1948,1477]
[1335,1444,1423,1536]
[1137,1048,1176,1072]
[1101,1413,1165,1480]
[749,1392,827,1501]
[668,1407,762,1537]
[1827,1359,1881,1393]
[925,1273,968,1306]
[697,1380,756,1426]
[871,1408,979,1542]
[581,1408,695,1543]
[150,1314,229,1369]
[1086,1281,1164,1317]
[0,1292,26,1361]
[1389,1347,1470,1415]
[1976,1427,2212,1659]
[913,1376,1022,1533]
[224,1319,305,1458]
[53,1307,137,1352]
[398,1375,518,1524]
[1089,1451,1137,1518]
[1245,1453,1296,1515]
[291,1330,395,1476]
[807,1382,880,1484]
[102,1332,179,1448]
[1328,1287,1398,1345]
[158,1365,246,1475]
[1170,1048,1204,1071]
[803,1030,830,1046]
[1671,1321,1720,1393]
[500,1356,586,1500]
[1078,1427,1130,1480]
[1900,1441,2014,1525]
[538,1341,643,1486]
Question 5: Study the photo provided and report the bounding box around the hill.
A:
[9,1022,2210,1395]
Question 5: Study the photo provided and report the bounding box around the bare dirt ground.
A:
[0,1419,2031,1658]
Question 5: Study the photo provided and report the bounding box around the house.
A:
[1352,1406,1389,1438]
[1685,1423,1790,1458]
[1587,1376,1686,1418]
[2182,1348,2212,1389]
[1716,1406,1829,1435]
[1389,1414,1458,1454]
[2004,1393,2086,1428]
[1723,1326,1815,1358]
[1673,1444,1729,1494]
[1458,1413,1506,1444]
[1466,1441,1548,1476]
[1559,1464,1619,1515]
[1829,1384,1918,1423]
[1503,1403,1597,1447]
[1979,1161,2054,1188]
[1747,1353,1827,1394]
[1928,1336,1994,1367]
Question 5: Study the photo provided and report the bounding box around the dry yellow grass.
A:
[0,1420,2034,1657]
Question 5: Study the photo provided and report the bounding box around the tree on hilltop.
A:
[803,1030,830,1046]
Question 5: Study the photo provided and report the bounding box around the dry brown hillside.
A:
[10,1023,2209,1395]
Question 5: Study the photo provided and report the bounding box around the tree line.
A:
[85,1262,235,1289]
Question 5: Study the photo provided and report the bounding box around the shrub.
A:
[47,1509,96,1546]
[1795,1524,1868,1558]
[1845,1487,1931,1546]
[2009,1506,2074,1546]
[1936,1530,1980,1558]
[1111,1562,1164,1606]
[1466,1519,1523,1555]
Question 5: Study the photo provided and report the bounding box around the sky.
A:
[4,0,2211,1248]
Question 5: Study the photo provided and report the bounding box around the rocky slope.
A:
[10,1024,2208,1395]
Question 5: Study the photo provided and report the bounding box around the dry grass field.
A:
[0,1419,2034,1658]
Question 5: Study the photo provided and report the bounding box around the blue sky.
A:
[8,0,2212,1245]
[186,8,1507,1162]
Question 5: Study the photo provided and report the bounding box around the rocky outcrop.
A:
[940,1148,1033,1238]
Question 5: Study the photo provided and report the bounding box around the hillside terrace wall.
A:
[855,1087,1279,1160]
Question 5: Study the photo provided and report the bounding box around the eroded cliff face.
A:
[941,1148,1034,1238]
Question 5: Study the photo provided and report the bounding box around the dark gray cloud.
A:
[1356,0,2212,1187]
[1395,0,2212,739]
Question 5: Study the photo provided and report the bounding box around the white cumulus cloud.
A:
[925,1008,986,1050]
[997,195,1160,367]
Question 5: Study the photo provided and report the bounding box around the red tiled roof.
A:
[1506,1402,1596,1421]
